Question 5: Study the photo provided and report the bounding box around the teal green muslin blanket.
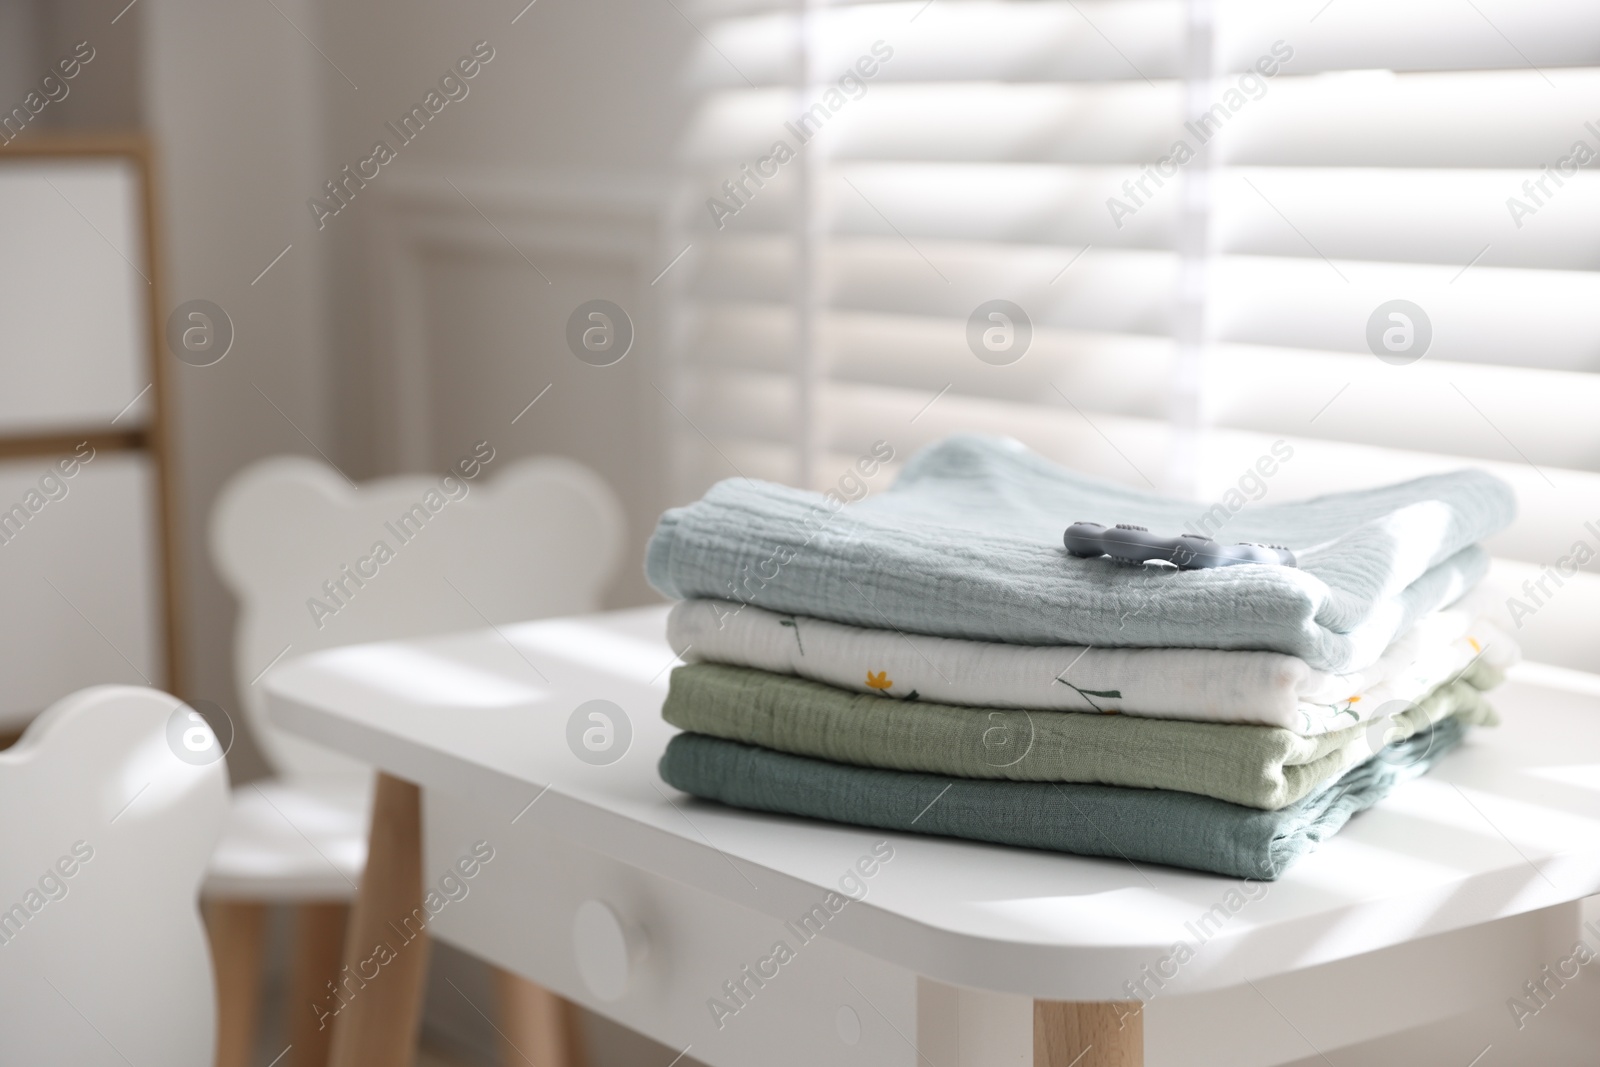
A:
[661,663,1499,810]
[645,435,1515,673]
[658,717,1469,880]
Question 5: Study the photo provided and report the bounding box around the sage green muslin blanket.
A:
[661,663,1500,810]
[658,717,1470,881]
[645,434,1516,672]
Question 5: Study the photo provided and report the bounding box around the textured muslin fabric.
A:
[657,716,1470,880]
[668,597,1518,735]
[661,663,1499,809]
[645,435,1515,672]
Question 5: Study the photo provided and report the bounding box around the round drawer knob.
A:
[836,1004,862,1045]
[572,899,645,1001]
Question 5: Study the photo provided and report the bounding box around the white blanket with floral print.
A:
[667,594,1517,736]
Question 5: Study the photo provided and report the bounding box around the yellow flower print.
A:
[865,670,893,691]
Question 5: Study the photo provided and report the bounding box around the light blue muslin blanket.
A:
[645,435,1515,672]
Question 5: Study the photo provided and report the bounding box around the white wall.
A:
[318,0,695,610]
[142,0,333,775]
[0,1,42,108]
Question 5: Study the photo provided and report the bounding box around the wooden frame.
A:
[0,134,187,700]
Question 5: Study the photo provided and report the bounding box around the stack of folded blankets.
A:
[645,435,1519,880]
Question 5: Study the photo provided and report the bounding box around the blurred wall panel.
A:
[319,0,696,610]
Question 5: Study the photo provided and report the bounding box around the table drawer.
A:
[423,788,930,1067]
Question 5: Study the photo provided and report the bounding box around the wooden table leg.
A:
[328,773,431,1067]
[495,968,587,1067]
[290,902,350,1067]
[207,899,268,1067]
[1035,1001,1142,1067]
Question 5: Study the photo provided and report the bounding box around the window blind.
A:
[663,0,1600,672]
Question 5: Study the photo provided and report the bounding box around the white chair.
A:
[0,685,229,1065]
[206,453,624,1067]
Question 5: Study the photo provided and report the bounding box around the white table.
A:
[266,604,1600,1067]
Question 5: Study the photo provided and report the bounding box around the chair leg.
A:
[207,899,269,1067]
[495,968,587,1067]
[289,902,350,1067]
